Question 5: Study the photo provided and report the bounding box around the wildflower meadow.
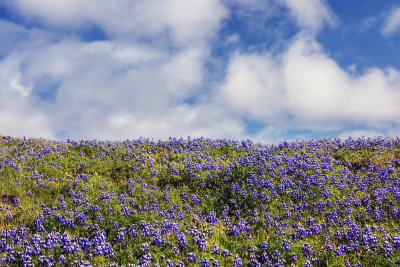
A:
[1,135,400,266]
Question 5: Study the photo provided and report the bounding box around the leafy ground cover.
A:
[1,135,400,266]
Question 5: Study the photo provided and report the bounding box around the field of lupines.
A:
[1,136,400,266]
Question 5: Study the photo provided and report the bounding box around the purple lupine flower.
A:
[121,204,131,217]
[393,235,400,249]
[141,243,150,254]
[116,228,127,248]
[290,253,298,263]
[207,211,218,225]
[77,212,87,226]
[58,255,66,264]
[233,255,243,266]
[260,241,268,252]
[335,244,346,256]
[186,252,197,263]
[199,258,210,267]
[177,234,187,251]
[228,226,240,236]
[173,246,180,255]
[79,237,91,252]
[191,194,200,206]
[392,207,399,218]
[128,224,138,238]
[211,258,219,267]
[198,239,207,252]
[152,231,164,247]
[119,194,126,205]
[12,197,19,207]
[302,243,312,258]
[212,244,220,255]
[383,240,393,258]
[165,259,174,267]
[38,255,47,264]
[222,249,230,257]
[281,239,290,251]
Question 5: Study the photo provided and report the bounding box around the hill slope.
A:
[1,136,400,266]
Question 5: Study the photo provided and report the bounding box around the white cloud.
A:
[0,0,236,141]
[0,36,240,140]
[102,104,245,141]
[283,35,400,125]
[218,33,400,134]
[381,6,400,36]
[8,0,228,47]
[218,52,285,121]
[0,54,53,138]
[282,0,337,33]
[10,73,33,97]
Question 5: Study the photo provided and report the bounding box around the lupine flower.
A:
[302,243,312,258]
[121,204,131,217]
[281,239,290,251]
[58,255,66,264]
[212,244,220,255]
[165,259,174,267]
[233,255,243,266]
[177,234,187,251]
[221,249,230,257]
[383,240,393,258]
[141,243,150,254]
[173,246,180,255]
[199,258,210,267]
[186,252,197,263]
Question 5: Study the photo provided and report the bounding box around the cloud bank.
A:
[0,0,399,143]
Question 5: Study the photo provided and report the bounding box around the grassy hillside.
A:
[1,135,400,266]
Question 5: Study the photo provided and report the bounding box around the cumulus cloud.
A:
[0,0,235,140]
[283,35,400,125]
[218,52,285,121]
[0,37,245,140]
[381,5,400,36]
[218,33,400,135]
[18,40,210,136]
[282,0,337,33]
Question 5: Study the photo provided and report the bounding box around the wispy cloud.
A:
[6,0,228,47]
[282,0,338,33]
[381,5,400,36]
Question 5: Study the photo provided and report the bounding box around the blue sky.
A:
[0,0,400,143]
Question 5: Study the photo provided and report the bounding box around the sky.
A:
[0,0,400,144]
